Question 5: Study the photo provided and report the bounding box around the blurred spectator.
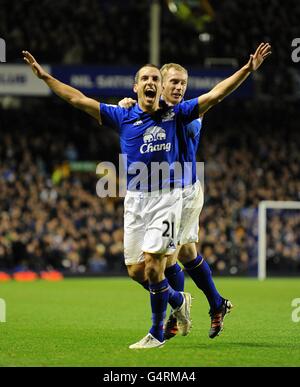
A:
[0,98,299,275]
[1,0,298,99]
[0,0,299,274]
[88,244,108,273]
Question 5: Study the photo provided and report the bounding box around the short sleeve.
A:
[175,98,200,124]
[186,117,202,138]
[100,103,125,130]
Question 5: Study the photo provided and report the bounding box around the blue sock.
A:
[183,255,223,311]
[140,278,183,311]
[168,286,184,310]
[165,263,185,292]
[149,279,169,342]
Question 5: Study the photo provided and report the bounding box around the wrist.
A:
[242,64,252,73]
[42,72,51,81]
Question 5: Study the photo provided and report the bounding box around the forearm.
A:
[22,50,99,117]
[43,73,100,119]
[198,43,271,114]
[198,64,251,114]
[42,73,85,106]
[212,64,251,101]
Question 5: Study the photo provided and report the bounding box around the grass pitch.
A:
[0,277,299,367]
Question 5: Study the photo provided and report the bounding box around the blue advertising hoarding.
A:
[0,65,253,97]
[51,66,253,98]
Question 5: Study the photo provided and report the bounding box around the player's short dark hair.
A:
[134,64,161,84]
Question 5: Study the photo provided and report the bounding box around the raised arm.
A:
[22,50,100,120]
[198,43,272,114]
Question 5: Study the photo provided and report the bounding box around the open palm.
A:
[247,43,272,71]
[22,50,48,79]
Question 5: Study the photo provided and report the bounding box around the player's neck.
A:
[139,101,160,114]
[161,96,175,107]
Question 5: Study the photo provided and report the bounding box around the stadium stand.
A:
[0,0,299,275]
[0,98,299,275]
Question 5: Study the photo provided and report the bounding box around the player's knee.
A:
[145,261,163,283]
[144,252,165,283]
[127,264,146,283]
[145,264,158,283]
[179,243,197,263]
[165,253,177,268]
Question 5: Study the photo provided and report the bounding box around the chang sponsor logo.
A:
[140,126,171,154]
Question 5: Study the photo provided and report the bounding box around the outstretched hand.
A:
[22,50,49,79]
[246,43,272,72]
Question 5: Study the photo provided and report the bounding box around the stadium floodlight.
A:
[150,0,161,66]
[258,200,300,280]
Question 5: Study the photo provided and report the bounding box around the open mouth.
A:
[144,89,156,98]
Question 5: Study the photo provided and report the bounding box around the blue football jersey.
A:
[179,117,202,186]
[100,99,199,191]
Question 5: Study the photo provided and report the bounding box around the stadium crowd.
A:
[0,99,299,275]
[199,126,300,274]
[1,1,297,64]
[1,0,298,101]
[0,0,299,275]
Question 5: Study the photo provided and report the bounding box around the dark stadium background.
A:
[0,0,299,278]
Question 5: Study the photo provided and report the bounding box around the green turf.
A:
[0,277,299,367]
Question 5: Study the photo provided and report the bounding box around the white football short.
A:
[124,188,183,265]
[178,179,204,245]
